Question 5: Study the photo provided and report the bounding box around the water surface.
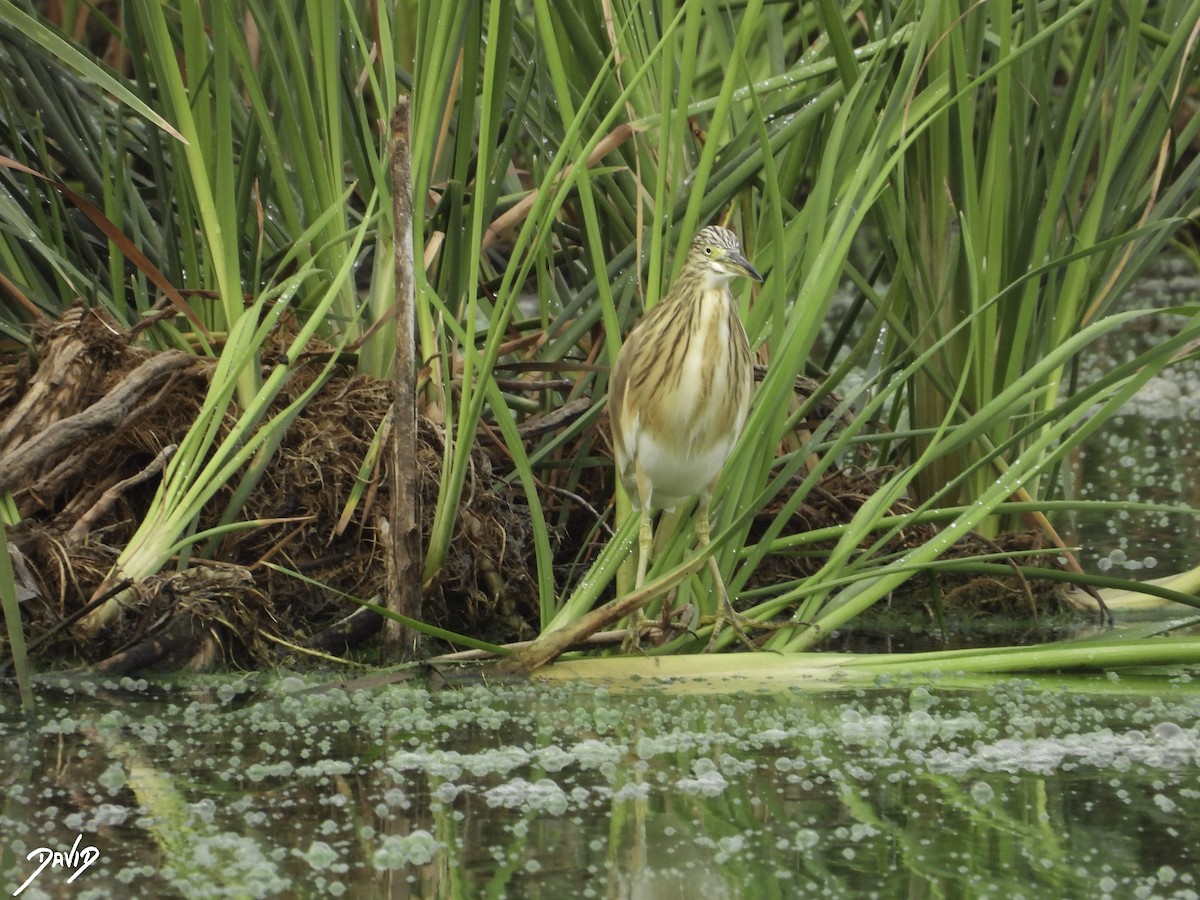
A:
[3,670,1198,898]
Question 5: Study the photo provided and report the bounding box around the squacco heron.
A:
[609,225,762,647]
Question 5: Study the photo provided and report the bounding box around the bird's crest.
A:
[691,225,742,258]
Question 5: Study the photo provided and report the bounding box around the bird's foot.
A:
[621,611,656,654]
[665,602,696,639]
[702,602,784,653]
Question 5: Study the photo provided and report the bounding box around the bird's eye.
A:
[704,246,713,255]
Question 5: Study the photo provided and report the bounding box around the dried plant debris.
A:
[1,311,537,671]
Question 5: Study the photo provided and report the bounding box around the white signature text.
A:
[13,834,99,896]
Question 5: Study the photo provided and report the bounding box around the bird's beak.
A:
[726,251,764,283]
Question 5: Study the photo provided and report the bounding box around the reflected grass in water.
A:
[2,670,1199,898]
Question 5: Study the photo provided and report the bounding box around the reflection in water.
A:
[2,674,1199,897]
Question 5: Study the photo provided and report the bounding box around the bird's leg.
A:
[622,465,657,652]
[636,507,651,592]
[694,492,770,652]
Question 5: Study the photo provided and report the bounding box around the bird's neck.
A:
[699,270,735,292]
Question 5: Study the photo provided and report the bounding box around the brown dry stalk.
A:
[0,350,195,493]
[66,445,176,546]
[481,122,638,250]
[385,96,423,661]
[500,555,704,673]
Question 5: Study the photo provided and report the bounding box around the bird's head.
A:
[689,225,763,288]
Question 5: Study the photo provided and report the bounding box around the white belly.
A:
[632,428,735,511]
